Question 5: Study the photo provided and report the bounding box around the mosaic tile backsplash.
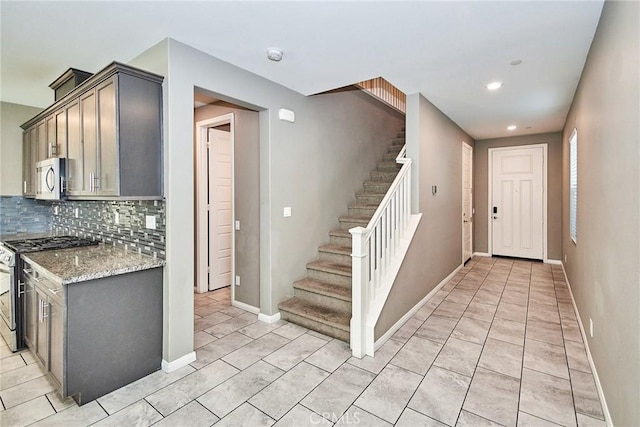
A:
[52,200,166,258]
[0,196,53,235]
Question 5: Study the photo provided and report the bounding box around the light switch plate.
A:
[283,207,292,217]
[74,208,79,218]
[235,220,240,230]
[114,212,120,224]
[145,215,156,230]
[235,275,240,286]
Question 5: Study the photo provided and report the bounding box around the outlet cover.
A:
[235,220,240,230]
[145,215,156,230]
[114,212,120,224]
[589,318,594,338]
[74,208,79,218]
[283,207,292,217]
[235,275,240,286]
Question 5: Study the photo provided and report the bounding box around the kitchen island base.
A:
[66,267,163,405]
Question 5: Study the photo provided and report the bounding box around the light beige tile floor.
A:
[0,258,607,426]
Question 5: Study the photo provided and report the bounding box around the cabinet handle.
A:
[93,174,100,191]
[48,288,60,295]
[42,303,50,320]
[24,180,27,193]
[18,281,25,297]
[89,172,94,192]
[38,299,43,323]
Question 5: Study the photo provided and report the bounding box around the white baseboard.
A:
[258,312,281,324]
[545,259,563,265]
[162,351,196,373]
[473,252,490,257]
[561,263,612,427]
[232,300,260,314]
[373,263,463,352]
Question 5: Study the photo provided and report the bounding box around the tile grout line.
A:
[515,261,534,427]
[453,257,511,426]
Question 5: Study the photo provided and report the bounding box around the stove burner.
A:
[3,236,99,253]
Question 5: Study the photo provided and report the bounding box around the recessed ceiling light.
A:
[507,125,517,131]
[510,59,523,66]
[486,81,503,91]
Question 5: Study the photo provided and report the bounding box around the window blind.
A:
[569,129,578,243]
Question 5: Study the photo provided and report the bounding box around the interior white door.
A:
[491,146,544,259]
[208,128,233,290]
[462,142,473,263]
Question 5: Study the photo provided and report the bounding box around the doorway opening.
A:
[488,144,547,261]
[462,141,473,264]
[196,113,234,295]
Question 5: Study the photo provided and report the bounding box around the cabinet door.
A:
[23,274,36,350]
[37,121,47,162]
[80,90,98,194]
[55,109,67,158]
[66,101,83,194]
[22,131,32,196]
[96,79,118,195]
[49,298,64,388]
[35,287,49,369]
[46,115,56,158]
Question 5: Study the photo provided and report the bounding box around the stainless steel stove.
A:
[0,235,98,351]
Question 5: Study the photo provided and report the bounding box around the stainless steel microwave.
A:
[35,157,66,200]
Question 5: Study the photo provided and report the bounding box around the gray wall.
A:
[474,132,562,260]
[0,102,43,196]
[194,102,261,308]
[562,2,639,425]
[376,93,473,338]
[130,39,404,363]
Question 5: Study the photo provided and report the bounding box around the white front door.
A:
[462,142,473,263]
[208,128,233,290]
[491,146,544,260]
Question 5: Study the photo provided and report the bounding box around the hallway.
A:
[0,257,604,426]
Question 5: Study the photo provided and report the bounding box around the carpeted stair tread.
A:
[329,229,352,239]
[348,202,380,209]
[279,297,350,332]
[338,215,371,226]
[307,260,352,277]
[293,278,351,301]
[318,244,352,256]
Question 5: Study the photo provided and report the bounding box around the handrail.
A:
[350,144,413,358]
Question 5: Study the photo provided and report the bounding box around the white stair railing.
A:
[350,145,415,358]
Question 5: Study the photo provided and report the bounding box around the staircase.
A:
[278,129,406,341]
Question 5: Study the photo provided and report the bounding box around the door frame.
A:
[462,141,473,264]
[195,113,235,304]
[487,143,548,261]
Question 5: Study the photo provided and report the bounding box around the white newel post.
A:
[349,226,368,358]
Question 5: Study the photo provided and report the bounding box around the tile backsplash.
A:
[0,196,52,235]
[52,200,166,258]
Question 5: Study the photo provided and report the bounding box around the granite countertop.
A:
[22,244,165,285]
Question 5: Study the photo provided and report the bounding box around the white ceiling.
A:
[1,1,604,140]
